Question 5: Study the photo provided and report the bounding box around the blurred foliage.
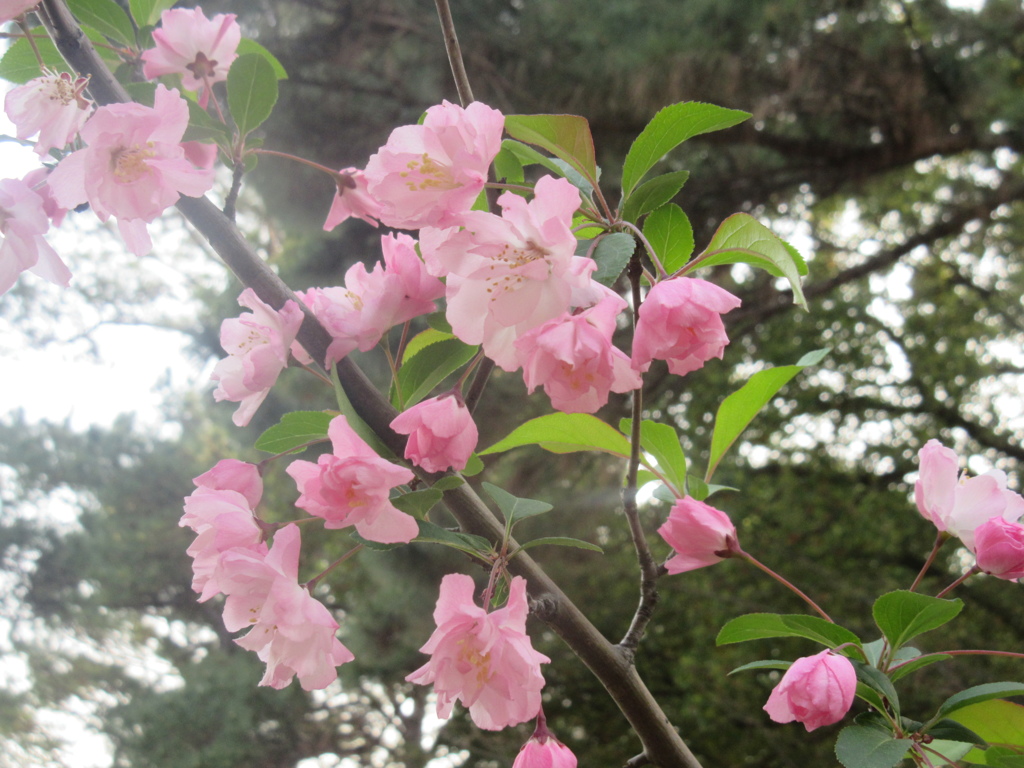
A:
[2,0,1024,766]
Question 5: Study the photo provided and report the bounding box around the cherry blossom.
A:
[286,415,418,544]
[47,85,215,255]
[406,573,549,730]
[515,289,640,413]
[914,439,1024,550]
[631,276,742,376]
[420,175,590,370]
[658,497,738,574]
[219,525,354,690]
[211,288,305,427]
[4,70,92,156]
[0,1,37,24]
[390,392,478,472]
[364,100,504,229]
[323,167,382,229]
[141,6,240,109]
[0,176,70,295]
[763,650,856,731]
[973,517,1024,580]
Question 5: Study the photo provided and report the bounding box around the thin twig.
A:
[433,0,474,106]
[618,247,660,658]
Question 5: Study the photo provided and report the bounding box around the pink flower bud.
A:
[323,168,382,229]
[763,650,856,731]
[657,497,738,574]
[974,517,1024,580]
[513,734,578,768]
[390,392,478,473]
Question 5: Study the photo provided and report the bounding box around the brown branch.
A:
[433,0,474,106]
[40,2,704,765]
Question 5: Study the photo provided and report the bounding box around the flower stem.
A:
[735,548,834,622]
[935,565,980,598]
[433,0,474,106]
[305,544,364,592]
[909,530,949,592]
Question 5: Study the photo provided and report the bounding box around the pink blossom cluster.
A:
[915,439,1024,578]
[180,460,353,689]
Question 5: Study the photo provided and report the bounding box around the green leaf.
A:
[349,531,405,552]
[184,98,231,143]
[872,590,964,651]
[955,700,1024,765]
[67,0,136,46]
[391,337,478,408]
[728,659,793,675]
[855,683,889,715]
[549,157,595,199]
[643,203,695,275]
[889,653,952,682]
[479,413,632,458]
[413,519,493,557]
[431,475,465,492]
[493,143,525,184]
[127,0,175,27]
[706,349,830,481]
[834,725,914,768]
[236,38,288,79]
[482,482,553,525]
[461,453,484,476]
[621,101,750,197]
[0,36,74,83]
[853,661,901,717]
[591,232,636,286]
[516,536,603,554]
[690,213,808,309]
[254,411,333,454]
[923,719,987,746]
[620,418,687,495]
[935,684,1024,722]
[715,613,861,649]
[499,139,570,179]
[227,53,279,136]
[391,488,444,518]
[621,171,690,224]
[504,114,598,185]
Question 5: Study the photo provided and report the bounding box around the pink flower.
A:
[515,289,641,413]
[4,70,93,156]
[323,168,382,229]
[141,6,240,109]
[364,100,504,229]
[211,288,304,427]
[1,1,38,24]
[0,176,70,294]
[631,277,742,375]
[514,734,577,768]
[658,497,738,574]
[420,175,590,371]
[219,525,354,690]
[974,517,1024,580]
[180,486,267,601]
[763,650,856,731]
[300,233,442,365]
[193,458,263,509]
[406,574,549,730]
[22,168,69,226]
[390,392,478,472]
[286,415,418,544]
[914,439,1024,550]
[47,85,215,255]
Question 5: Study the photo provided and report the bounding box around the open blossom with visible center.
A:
[631,276,742,376]
[914,439,1024,550]
[4,70,92,156]
[180,468,267,601]
[420,175,589,371]
[47,85,215,255]
[658,497,738,574]
[211,288,304,427]
[364,100,504,229]
[301,233,442,365]
[0,176,71,295]
[973,517,1024,580]
[406,573,550,730]
[141,6,240,108]
[323,167,382,229]
[515,288,641,413]
[286,415,418,544]
[218,524,354,690]
[390,392,478,472]
[763,650,856,731]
